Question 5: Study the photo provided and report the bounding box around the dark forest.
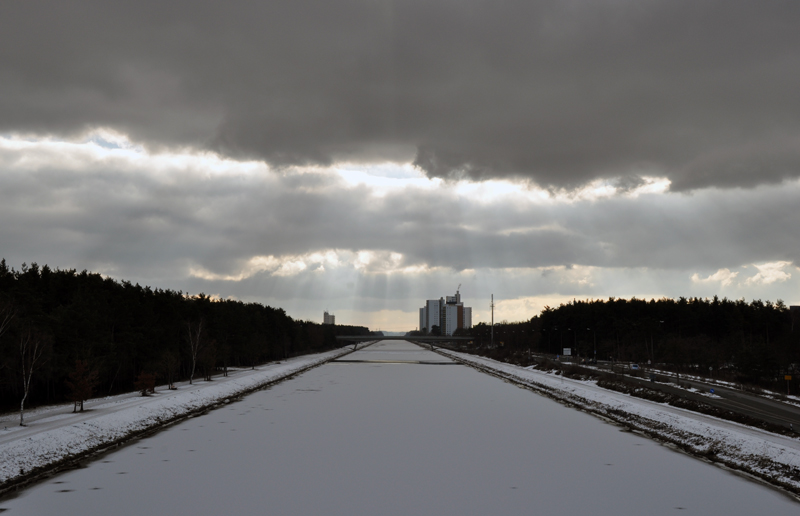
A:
[466,296,800,391]
[0,260,371,413]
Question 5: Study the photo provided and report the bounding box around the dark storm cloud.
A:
[2,1,800,190]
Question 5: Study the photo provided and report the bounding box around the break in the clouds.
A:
[1,133,799,329]
[2,1,800,191]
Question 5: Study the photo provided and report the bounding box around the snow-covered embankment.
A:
[0,345,359,491]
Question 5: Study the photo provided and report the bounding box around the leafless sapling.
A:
[19,329,50,426]
[200,339,217,381]
[0,298,15,340]
[160,350,179,389]
[134,371,156,396]
[66,359,99,412]
[186,318,204,385]
[0,299,16,374]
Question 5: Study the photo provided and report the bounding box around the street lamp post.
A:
[490,294,494,349]
[558,327,563,359]
[566,328,574,362]
[528,328,533,361]
[572,328,577,360]
[543,328,552,355]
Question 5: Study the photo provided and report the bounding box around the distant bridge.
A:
[335,335,472,342]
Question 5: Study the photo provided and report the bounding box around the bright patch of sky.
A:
[2,130,799,331]
[0,131,267,177]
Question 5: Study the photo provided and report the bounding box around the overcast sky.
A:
[1,1,799,330]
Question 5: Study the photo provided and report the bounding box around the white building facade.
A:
[419,299,441,334]
[419,290,472,336]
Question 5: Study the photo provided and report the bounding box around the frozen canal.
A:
[2,341,797,515]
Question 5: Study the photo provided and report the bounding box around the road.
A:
[601,366,800,430]
[677,377,800,426]
[523,354,800,431]
[2,341,797,515]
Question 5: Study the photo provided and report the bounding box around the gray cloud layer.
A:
[1,150,797,280]
[2,1,800,190]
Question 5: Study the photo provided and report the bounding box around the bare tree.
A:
[134,371,156,396]
[160,350,179,389]
[0,298,15,339]
[19,329,49,426]
[199,339,217,381]
[66,359,99,412]
[0,299,16,374]
[186,319,204,384]
[218,341,231,377]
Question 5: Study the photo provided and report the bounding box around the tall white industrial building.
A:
[419,289,472,336]
[323,311,335,325]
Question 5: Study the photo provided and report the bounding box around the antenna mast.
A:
[490,294,494,348]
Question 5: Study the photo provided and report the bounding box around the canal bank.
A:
[0,344,368,495]
[2,340,797,515]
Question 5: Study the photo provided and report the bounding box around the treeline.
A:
[0,260,371,414]
[466,297,800,390]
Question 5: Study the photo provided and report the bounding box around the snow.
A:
[437,348,800,494]
[0,345,361,487]
[1,340,797,515]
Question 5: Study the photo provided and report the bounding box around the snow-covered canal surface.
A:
[2,341,797,514]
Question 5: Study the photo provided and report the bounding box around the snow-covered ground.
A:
[437,348,800,495]
[0,345,361,488]
[2,341,797,515]
[3,340,799,509]
[6,341,800,516]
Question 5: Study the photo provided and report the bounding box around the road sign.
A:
[786,375,793,381]
[563,348,571,356]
